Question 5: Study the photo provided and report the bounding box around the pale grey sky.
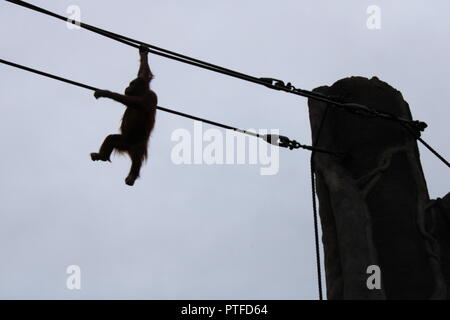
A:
[0,0,448,299]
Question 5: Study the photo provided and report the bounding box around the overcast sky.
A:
[0,0,449,299]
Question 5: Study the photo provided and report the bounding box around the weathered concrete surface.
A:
[308,76,446,300]
[427,193,450,299]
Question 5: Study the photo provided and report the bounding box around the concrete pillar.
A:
[308,76,446,299]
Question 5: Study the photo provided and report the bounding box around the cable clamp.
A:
[263,134,300,150]
[260,78,295,91]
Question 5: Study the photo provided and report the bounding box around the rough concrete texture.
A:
[308,76,447,300]
[426,193,450,299]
